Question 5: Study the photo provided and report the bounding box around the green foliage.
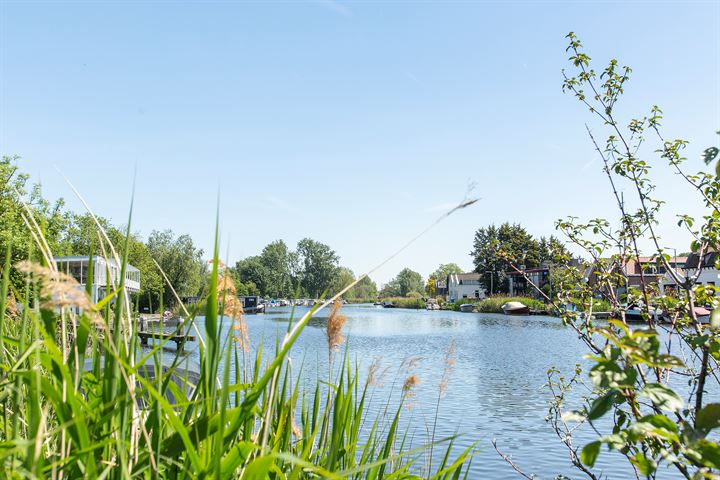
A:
[447,296,546,313]
[296,238,340,298]
[0,203,474,479]
[147,229,205,307]
[426,263,464,296]
[470,222,570,295]
[378,296,426,309]
[381,268,424,298]
[346,275,378,302]
[534,32,720,478]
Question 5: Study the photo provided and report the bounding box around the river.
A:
[165,304,691,479]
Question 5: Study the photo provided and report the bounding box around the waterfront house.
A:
[660,252,719,292]
[585,255,687,297]
[447,273,485,302]
[54,256,141,305]
[434,278,448,298]
[507,266,549,298]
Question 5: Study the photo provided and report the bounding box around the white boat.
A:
[501,301,530,315]
[425,301,440,310]
[622,304,661,322]
[459,304,475,313]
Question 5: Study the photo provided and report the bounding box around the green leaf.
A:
[640,383,683,412]
[696,403,720,431]
[630,453,656,475]
[580,441,601,467]
[587,389,617,420]
[692,439,720,469]
[711,307,720,330]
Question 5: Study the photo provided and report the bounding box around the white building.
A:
[54,256,141,304]
[659,252,719,292]
[447,273,485,302]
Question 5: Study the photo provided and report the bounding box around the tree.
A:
[347,275,378,302]
[329,266,355,297]
[470,222,541,294]
[259,240,294,298]
[0,156,69,290]
[426,263,464,295]
[296,238,339,298]
[382,268,424,297]
[147,229,204,307]
[234,256,269,295]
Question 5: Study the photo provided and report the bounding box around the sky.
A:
[1,0,718,285]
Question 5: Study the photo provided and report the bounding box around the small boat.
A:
[622,304,661,322]
[382,301,397,308]
[241,296,265,314]
[459,304,475,313]
[373,301,383,306]
[501,301,530,315]
[425,300,440,310]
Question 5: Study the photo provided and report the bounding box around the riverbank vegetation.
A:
[492,34,720,478]
[0,196,474,477]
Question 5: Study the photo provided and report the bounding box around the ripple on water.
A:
[173,306,695,479]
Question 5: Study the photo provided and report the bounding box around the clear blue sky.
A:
[1,1,718,285]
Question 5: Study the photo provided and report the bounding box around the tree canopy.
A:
[381,268,424,297]
[470,222,570,294]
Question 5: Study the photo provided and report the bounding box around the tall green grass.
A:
[447,296,547,313]
[0,208,474,478]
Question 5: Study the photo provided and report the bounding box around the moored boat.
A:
[459,304,475,313]
[425,300,440,310]
[241,296,265,314]
[501,301,530,315]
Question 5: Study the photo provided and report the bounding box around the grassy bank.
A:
[0,215,474,478]
[378,296,427,309]
[447,296,548,313]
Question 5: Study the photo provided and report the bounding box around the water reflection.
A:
[144,305,687,479]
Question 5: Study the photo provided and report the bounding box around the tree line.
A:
[231,239,378,301]
[0,155,379,309]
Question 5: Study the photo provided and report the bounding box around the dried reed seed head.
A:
[367,356,382,386]
[403,374,420,392]
[15,261,99,321]
[326,300,347,352]
[5,291,18,317]
[291,414,302,438]
[401,356,424,370]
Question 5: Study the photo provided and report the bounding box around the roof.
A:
[450,272,481,280]
[55,256,140,273]
[507,267,548,275]
[685,252,718,270]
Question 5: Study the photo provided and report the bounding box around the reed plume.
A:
[326,300,347,352]
[15,261,98,320]
[218,271,249,352]
[438,339,457,397]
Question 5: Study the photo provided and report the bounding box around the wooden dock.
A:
[137,331,196,351]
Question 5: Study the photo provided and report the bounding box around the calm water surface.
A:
[164,305,690,479]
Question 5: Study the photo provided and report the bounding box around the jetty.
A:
[137,330,196,351]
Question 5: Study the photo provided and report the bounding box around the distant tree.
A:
[259,240,294,298]
[296,238,339,298]
[471,222,541,294]
[538,235,571,265]
[234,256,270,295]
[0,156,69,290]
[147,229,204,307]
[379,279,401,298]
[330,266,355,297]
[348,275,378,301]
[426,263,464,295]
[382,268,424,297]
